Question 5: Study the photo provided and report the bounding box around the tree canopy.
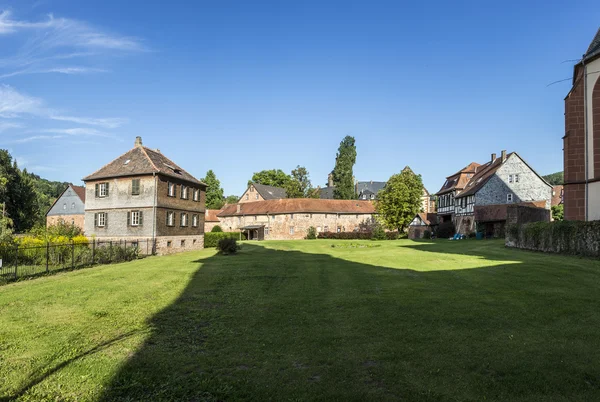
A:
[543,172,564,186]
[224,195,239,205]
[332,136,357,199]
[285,166,319,198]
[249,169,292,188]
[376,168,424,232]
[202,170,225,210]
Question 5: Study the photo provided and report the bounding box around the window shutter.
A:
[105,213,108,227]
[139,211,143,226]
[174,184,177,198]
[95,184,99,198]
[105,182,110,197]
[94,213,98,227]
[166,212,169,226]
[127,211,131,226]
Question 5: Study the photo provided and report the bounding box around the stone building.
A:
[564,27,600,221]
[46,184,86,231]
[239,183,287,203]
[83,137,207,254]
[551,185,564,207]
[204,209,222,232]
[408,212,438,239]
[450,151,552,235]
[217,198,376,240]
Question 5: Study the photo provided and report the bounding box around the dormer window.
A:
[370,194,374,200]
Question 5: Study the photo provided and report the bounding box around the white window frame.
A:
[168,182,176,197]
[193,188,199,201]
[515,174,519,183]
[508,175,513,183]
[265,226,269,235]
[192,214,199,227]
[181,213,188,227]
[99,182,108,197]
[97,212,106,227]
[507,193,513,202]
[246,194,249,200]
[130,211,141,226]
[181,185,188,200]
[289,227,294,235]
[63,203,67,210]
[167,211,175,226]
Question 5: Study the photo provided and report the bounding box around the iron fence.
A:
[0,239,155,283]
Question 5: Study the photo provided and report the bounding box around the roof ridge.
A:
[140,146,160,172]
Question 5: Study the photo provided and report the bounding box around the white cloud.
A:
[38,127,114,137]
[0,66,108,79]
[0,121,23,132]
[0,10,145,78]
[0,85,127,128]
[11,134,64,143]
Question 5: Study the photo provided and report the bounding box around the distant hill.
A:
[24,171,71,226]
[543,171,563,186]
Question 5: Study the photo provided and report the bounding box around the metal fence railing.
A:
[0,239,155,283]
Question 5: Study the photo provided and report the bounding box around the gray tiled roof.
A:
[319,186,335,199]
[356,181,386,196]
[253,183,287,200]
[83,146,205,185]
[584,27,600,62]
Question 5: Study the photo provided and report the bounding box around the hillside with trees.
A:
[543,171,563,185]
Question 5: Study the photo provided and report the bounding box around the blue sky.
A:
[0,0,598,196]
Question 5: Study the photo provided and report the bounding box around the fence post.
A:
[71,240,75,269]
[14,243,18,280]
[46,242,49,273]
[92,239,96,265]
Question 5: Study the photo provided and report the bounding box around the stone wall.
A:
[506,204,551,226]
[204,221,221,233]
[239,185,265,203]
[46,214,85,232]
[218,212,376,240]
[88,234,205,255]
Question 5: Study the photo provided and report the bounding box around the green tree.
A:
[224,195,239,204]
[543,172,564,185]
[551,204,564,221]
[201,170,225,210]
[0,151,39,232]
[332,136,357,199]
[376,168,424,232]
[249,169,292,188]
[285,165,318,198]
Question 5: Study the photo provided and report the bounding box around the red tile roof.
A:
[71,184,86,202]
[436,162,483,195]
[83,145,205,185]
[218,199,376,217]
[551,185,563,207]
[205,209,221,222]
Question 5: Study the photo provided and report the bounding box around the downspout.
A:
[152,172,157,252]
[583,58,589,221]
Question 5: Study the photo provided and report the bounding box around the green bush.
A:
[318,232,372,240]
[371,224,387,241]
[507,220,600,257]
[211,225,223,232]
[305,226,317,240]
[217,238,239,254]
[205,232,246,248]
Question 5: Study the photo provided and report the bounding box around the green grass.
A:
[1,239,600,401]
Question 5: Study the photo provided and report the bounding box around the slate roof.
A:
[319,186,335,200]
[436,162,483,195]
[218,199,376,217]
[356,181,386,196]
[252,183,287,200]
[83,145,205,186]
[205,209,221,222]
[45,184,86,216]
[584,27,600,62]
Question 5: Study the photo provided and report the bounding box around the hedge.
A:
[205,232,247,248]
[317,231,401,240]
[506,220,600,257]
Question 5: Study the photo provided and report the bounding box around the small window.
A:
[507,193,513,202]
[515,174,520,183]
[132,179,141,195]
[238,217,241,224]
[193,188,199,201]
[317,226,322,232]
[180,213,188,227]
[192,214,199,227]
[181,185,188,200]
[325,214,328,219]
[508,175,513,183]
[168,182,176,197]
[370,194,374,199]
[265,226,269,235]
[181,240,186,247]
[71,202,75,210]
[167,241,172,248]
[95,212,106,227]
[289,227,294,235]
[290,213,294,220]
[356,214,359,218]
[246,194,249,200]
[167,211,175,226]
[337,226,341,233]
[63,203,67,210]
[271,215,276,221]
[129,211,142,226]
[255,193,259,200]
[324,225,329,232]
[96,182,109,198]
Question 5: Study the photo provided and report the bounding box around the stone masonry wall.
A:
[218,212,376,240]
[46,214,85,232]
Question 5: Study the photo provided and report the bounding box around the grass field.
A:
[1,239,600,401]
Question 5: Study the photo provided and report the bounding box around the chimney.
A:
[236,204,241,213]
[327,173,334,188]
[491,153,496,163]
[134,136,143,147]
[501,150,507,162]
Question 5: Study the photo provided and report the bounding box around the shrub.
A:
[317,232,372,240]
[436,222,456,239]
[211,225,223,232]
[205,232,246,248]
[386,231,401,240]
[217,238,239,254]
[371,224,387,241]
[305,226,317,240]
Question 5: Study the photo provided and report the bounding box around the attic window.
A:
[124,159,131,165]
[164,163,181,174]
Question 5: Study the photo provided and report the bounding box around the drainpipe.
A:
[152,172,157,252]
[583,59,589,221]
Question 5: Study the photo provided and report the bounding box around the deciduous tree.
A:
[249,169,292,188]
[286,165,318,198]
[332,136,357,199]
[376,167,424,232]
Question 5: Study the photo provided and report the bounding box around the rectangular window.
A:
[271,215,276,221]
[95,212,107,227]
[507,193,513,202]
[324,225,329,232]
[265,226,269,235]
[167,211,175,226]
[246,194,249,200]
[238,217,241,224]
[508,175,513,183]
[131,179,140,195]
[289,227,294,235]
[181,185,188,199]
[167,241,172,248]
[168,182,176,197]
[317,226,322,232]
[193,188,199,201]
[180,213,188,227]
[95,182,109,198]
[192,214,199,227]
[181,240,186,247]
[255,193,259,200]
[337,226,341,233]
[515,174,519,183]
[129,210,142,226]
[290,213,294,220]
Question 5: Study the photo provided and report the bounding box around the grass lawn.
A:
[1,239,600,401]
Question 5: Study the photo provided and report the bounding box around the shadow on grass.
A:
[94,242,600,401]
